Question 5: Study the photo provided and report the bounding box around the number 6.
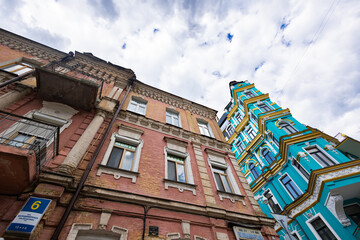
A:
[31,201,41,210]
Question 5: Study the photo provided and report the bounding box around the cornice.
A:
[132,81,218,120]
[0,29,134,87]
[273,159,360,232]
[81,184,275,226]
[118,110,228,151]
[0,28,66,61]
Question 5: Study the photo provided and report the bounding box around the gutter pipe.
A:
[51,76,135,240]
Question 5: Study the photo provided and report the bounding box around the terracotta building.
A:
[0,29,277,240]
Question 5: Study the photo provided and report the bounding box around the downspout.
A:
[142,206,151,240]
[0,52,74,89]
[51,76,135,240]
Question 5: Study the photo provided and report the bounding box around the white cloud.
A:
[0,0,359,139]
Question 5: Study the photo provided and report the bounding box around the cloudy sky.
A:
[1,0,359,139]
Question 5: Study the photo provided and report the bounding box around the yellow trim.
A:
[270,102,276,106]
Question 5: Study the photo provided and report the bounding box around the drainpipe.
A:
[0,52,74,89]
[51,76,135,240]
[142,206,151,240]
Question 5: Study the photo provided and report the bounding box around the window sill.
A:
[217,190,245,204]
[163,179,197,196]
[97,164,139,183]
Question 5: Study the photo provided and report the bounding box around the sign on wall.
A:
[233,226,264,240]
[6,197,51,236]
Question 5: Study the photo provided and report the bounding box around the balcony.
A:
[0,110,59,194]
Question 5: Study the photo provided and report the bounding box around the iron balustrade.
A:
[0,110,59,171]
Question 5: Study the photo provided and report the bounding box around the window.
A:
[107,142,136,171]
[249,162,260,179]
[247,127,256,139]
[127,97,147,115]
[305,145,336,167]
[244,90,256,98]
[98,126,144,183]
[166,109,181,127]
[235,112,242,123]
[309,217,337,240]
[292,158,310,180]
[344,204,360,225]
[198,120,213,137]
[164,138,196,195]
[279,121,298,134]
[207,149,242,202]
[226,124,235,137]
[167,154,186,183]
[280,174,302,199]
[236,140,245,153]
[251,113,257,122]
[213,166,233,193]
[291,232,300,240]
[258,103,271,112]
[0,61,34,75]
[264,190,282,213]
[261,148,275,164]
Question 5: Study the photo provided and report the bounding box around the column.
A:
[58,111,106,175]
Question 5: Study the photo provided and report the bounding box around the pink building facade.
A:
[0,29,277,240]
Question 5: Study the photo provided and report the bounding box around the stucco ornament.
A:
[326,194,351,227]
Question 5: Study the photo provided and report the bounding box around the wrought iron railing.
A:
[0,110,59,170]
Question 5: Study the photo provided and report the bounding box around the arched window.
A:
[279,121,298,134]
[262,148,275,164]
[249,162,260,179]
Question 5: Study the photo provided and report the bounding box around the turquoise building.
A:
[218,80,360,240]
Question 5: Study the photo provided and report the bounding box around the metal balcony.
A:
[0,110,59,194]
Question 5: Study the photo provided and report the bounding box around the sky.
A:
[0,0,359,140]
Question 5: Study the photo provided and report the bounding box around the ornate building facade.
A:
[0,29,277,239]
[218,80,360,239]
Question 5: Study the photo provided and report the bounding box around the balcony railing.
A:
[0,110,59,169]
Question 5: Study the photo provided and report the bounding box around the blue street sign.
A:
[6,197,51,235]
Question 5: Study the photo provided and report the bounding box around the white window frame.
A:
[127,96,147,115]
[66,223,128,240]
[304,145,337,168]
[291,230,301,240]
[292,158,310,182]
[244,89,256,98]
[278,173,303,200]
[235,112,243,124]
[306,213,340,240]
[207,150,242,203]
[260,147,275,165]
[278,120,298,134]
[166,108,181,127]
[197,119,214,137]
[164,138,196,195]
[258,102,272,112]
[97,130,143,183]
[235,139,245,153]
[263,189,282,214]
[226,123,235,137]
[0,57,39,76]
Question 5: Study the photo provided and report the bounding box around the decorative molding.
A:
[132,83,217,119]
[164,179,197,196]
[166,232,181,240]
[217,191,245,204]
[111,226,128,240]
[97,165,139,183]
[118,110,229,151]
[66,223,92,240]
[325,194,351,227]
[289,164,360,218]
